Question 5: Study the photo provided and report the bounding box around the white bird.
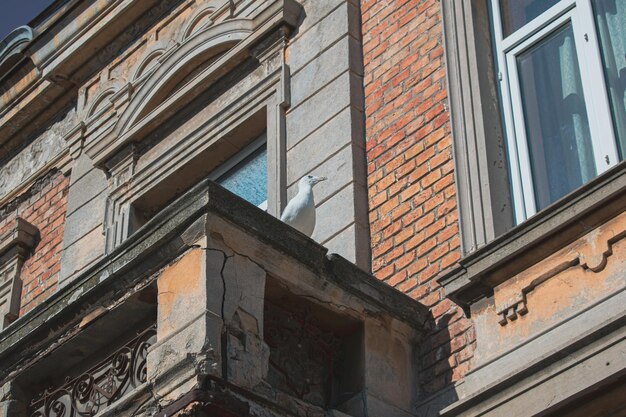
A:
[280,175,327,237]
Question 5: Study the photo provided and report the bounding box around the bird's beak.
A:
[316,176,327,184]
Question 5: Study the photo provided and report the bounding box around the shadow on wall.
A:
[416,311,462,417]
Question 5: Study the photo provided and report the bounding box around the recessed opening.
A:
[263,277,364,410]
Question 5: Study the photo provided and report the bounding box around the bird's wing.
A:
[280,199,300,223]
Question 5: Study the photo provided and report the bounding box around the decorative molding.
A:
[179,6,217,42]
[0,217,38,329]
[62,122,86,175]
[496,260,575,326]
[0,26,33,78]
[78,0,301,169]
[101,19,254,152]
[86,89,116,121]
[578,227,626,273]
[56,0,301,251]
[496,215,626,325]
[104,144,141,253]
[0,0,174,158]
[496,295,528,326]
[439,161,626,312]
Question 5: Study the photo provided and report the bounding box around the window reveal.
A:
[593,0,626,157]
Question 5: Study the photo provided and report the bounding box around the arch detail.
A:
[85,82,121,121]
[132,49,164,82]
[113,18,254,138]
[179,7,217,42]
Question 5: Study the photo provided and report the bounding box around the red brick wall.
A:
[0,170,69,316]
[361,0,475,395]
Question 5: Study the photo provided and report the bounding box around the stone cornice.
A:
[0,0,176,160]
[0,26,33,78]
[439,161,626,310]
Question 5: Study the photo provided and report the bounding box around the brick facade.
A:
[361,0,475,394]
[0,170,69,316]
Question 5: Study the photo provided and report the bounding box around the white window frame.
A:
[209,133,268,210]
[491,0,619,223]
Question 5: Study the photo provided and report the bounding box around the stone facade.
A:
[0,1,404,416]
[0,0,625,417]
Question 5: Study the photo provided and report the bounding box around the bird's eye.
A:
[307,175,312,178]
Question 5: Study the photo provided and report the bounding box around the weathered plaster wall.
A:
[472,210,626,366]
[0,108,75,203]
[0,106,76,317]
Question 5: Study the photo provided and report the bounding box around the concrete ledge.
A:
[440,294,626,416]
[0,218,38,259]
[439,161,626,309]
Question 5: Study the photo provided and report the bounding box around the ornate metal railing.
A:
[30,325,156,417]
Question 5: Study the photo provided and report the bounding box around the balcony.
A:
[0,180,429,417]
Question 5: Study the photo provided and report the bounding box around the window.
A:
[491,0,626,222]
[128,131,269,240]
[210,133,268,210]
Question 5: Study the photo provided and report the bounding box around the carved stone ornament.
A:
[495,212,626,326]
[71,0,300,169]
[0,25,33,75]
[0,217,38,329]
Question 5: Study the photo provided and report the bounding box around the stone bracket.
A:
[0,218,38,329]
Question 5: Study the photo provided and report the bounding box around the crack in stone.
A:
[196,246,231,323]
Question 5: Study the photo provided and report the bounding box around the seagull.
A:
[280,175,327,237]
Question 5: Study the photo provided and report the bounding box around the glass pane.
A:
[593,0,626,159]
[517,24,596,210]
[216,144,267,206]
[500,0,560,36]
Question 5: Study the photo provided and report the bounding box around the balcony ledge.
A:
[0,179,429,384]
